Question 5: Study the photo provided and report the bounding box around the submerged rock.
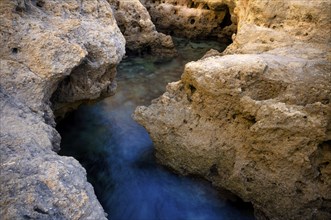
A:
[0,0,125,218]
[134,0,331,219]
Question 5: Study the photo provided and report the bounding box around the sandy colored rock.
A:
[1,0,125,116]
[0,0,126,219]
[141,0,237,41]
[134,0,331,219]
[108,0,176,56]
[0,90,108,220]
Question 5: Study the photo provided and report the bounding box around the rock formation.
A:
[2,0,330,219]
[0,0,126,218]
[134,0,331,219]
[1,90,107,219]
[108,0,176,56]
[140,0,237,41]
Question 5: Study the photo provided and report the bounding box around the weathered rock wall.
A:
[134,0,331,219]
[0,0,126,218]
[108,0,176,56]
[140,0,237,41]
[1,90,107,219]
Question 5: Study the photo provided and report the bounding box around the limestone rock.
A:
[0,0,125,132]
[108,0,177,56]
[0,90,108,220]
[0,0,126,219]
[0,0,125,115]
[134,0,331,219]
[140,0,237,41]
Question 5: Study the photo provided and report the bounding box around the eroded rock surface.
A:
[108,0,176,56]
[141,0,237,41]
[0,0,125,219]
[134,0,331,219]
[0,90,107,220]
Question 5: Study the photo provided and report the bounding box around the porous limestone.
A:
[134,0,331,219]
[140,0,237,41]
[0,0,125,219]
[108,0,176,56]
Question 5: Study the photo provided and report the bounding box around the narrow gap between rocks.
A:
[53,35,254,219]
[51,3,254,220]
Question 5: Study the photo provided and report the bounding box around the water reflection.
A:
[57,38,254,220]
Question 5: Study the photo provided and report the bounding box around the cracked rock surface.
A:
[0,0,125,219]
[134,0,331,219]
[108,0,176,56]
[141,0,237,41]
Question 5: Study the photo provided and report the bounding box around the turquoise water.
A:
[57,38,254,220]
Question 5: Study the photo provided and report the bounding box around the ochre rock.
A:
[140,0,237,41]
[108,0,177,56]
[134,0,331,219]
[0,0,125,218]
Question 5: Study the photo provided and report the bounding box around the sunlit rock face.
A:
[134,0,331,219]
[108,0,177,56]
[140,0,237,41]
[0,0,125,115]
[0,0,125,219]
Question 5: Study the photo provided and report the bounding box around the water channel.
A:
[57,37,254,220]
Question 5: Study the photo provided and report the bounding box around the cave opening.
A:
[219,4,232,28]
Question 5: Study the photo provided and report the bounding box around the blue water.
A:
[57,38,254,220]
